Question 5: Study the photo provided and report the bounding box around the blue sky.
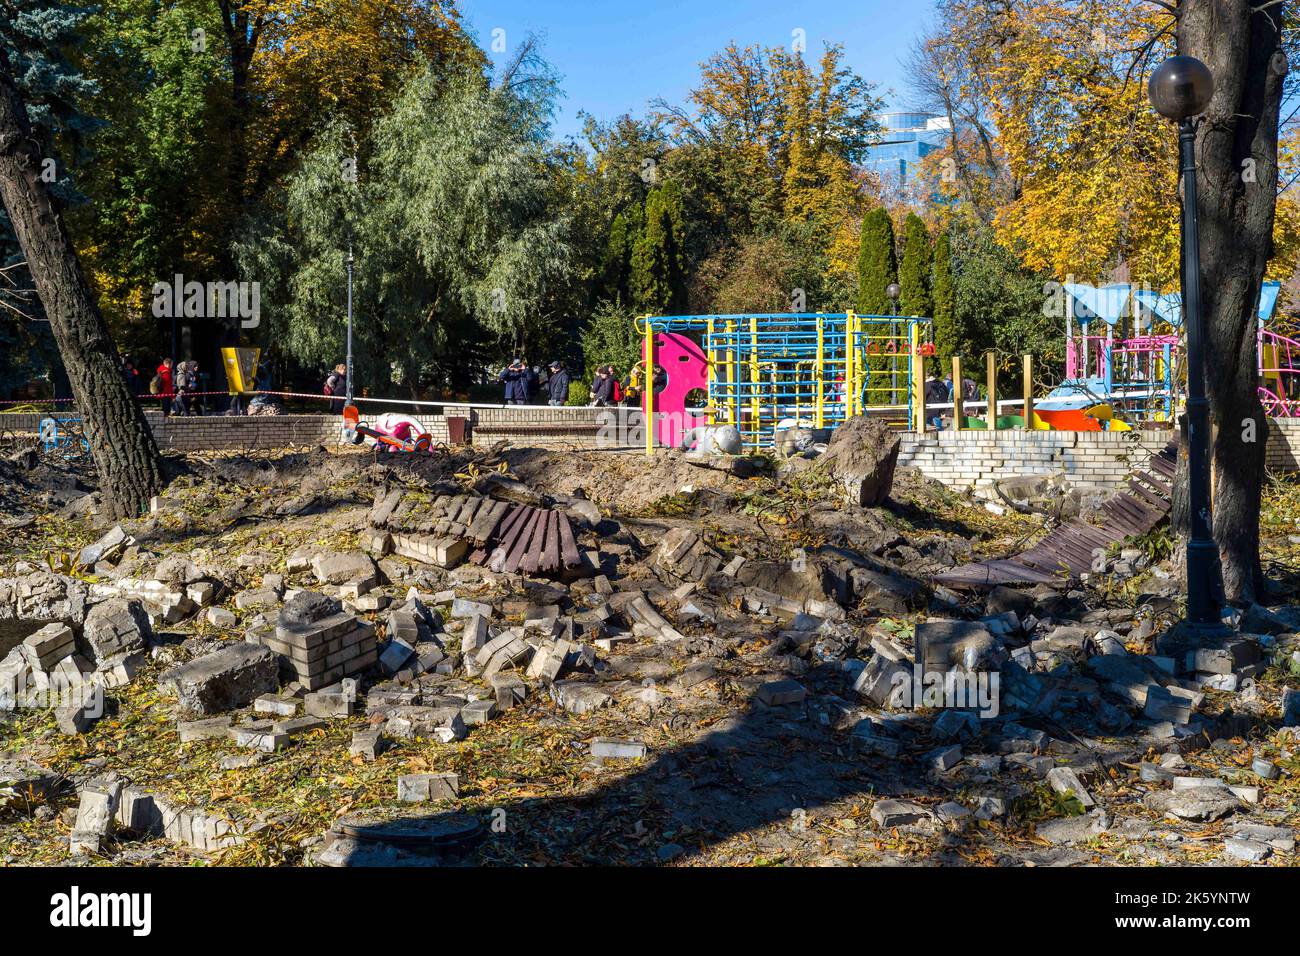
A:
[457,0,940,141]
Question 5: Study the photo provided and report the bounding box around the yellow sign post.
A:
[221,347,261,395]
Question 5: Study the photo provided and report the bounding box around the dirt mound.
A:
[503,448,747,511]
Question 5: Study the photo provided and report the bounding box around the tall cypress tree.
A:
[931,229,956,369]
[631,179,685,315]
[601,203,643,306]
[855,206,896,316]
[899,212,933,318]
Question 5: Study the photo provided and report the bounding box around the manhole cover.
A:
[333,812,483,850]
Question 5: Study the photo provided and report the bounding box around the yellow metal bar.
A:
[1022,353,1034,430]
[816,313,825,428]
[952,355,963,431]
[643,317,654,457]
[986,351,997,429]
[910,323,924,432]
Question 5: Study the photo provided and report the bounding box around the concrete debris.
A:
[158,643,280,714]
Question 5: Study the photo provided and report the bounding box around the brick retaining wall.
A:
[897,429,1172,492]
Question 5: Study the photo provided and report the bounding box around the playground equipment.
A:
[37,416,89,458]
[634,312,933,452]
[341,405,435,453]
[1259,326,1300,417]
[1050,279,1298,424]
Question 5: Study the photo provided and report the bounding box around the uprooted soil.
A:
[1,438,1299,868]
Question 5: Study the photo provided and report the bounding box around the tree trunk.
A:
[0,53,164,519]
[1179,0,1286,604]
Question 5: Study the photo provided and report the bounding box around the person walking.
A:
[153,357,174,417]
[546,361,570,406]
[324,363,347,414]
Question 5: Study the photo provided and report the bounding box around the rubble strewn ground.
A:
[1,432,1299,867]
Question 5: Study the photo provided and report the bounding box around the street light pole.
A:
[1177,117,1218,625]
[1148,54,1219,628]
[345,246,354,406]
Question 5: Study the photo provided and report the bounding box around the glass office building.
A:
[864,111,952,187]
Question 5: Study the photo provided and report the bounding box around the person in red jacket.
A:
[154,358,174,417]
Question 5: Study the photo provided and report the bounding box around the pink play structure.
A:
[643,331,709,447]
[1259,327,1300,417]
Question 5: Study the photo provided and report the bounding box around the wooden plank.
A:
[540,510,561,573]
[1133,470,1172,496]
[510,509,546,574]
[557,513,581,568]
[487,506,532,572]
[517,510,549,575]
[1127,478,1166,510]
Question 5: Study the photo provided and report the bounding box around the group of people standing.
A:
[498,359,571,406]
[120,355,203,416]
[497,359,667,408]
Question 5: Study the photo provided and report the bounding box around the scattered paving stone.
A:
[204,607,237,627]
[253,694,299,717]
[973,796,1007,820]
[1046,767,1095,808]
[228,725,290,752]
[927,744,963,772]
[1252,757,1279,779]
[591,737,647,760]
[756,679,806,706]
[348,728,390,761]
[459,699,496,726]
[935,801,971,824]
[219,753,263,770]
[551,681,612,715]
[1037,810,1109,845]
[311,551,377,587]
[871,799,933,828]
[397,773,459,802]
[69,779,121,855]
[54,696,102,735]
[178,716,233,742]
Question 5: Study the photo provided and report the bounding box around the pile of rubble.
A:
[1,432,1298,867]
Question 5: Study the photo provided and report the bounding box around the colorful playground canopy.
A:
[1065,280,1281,327]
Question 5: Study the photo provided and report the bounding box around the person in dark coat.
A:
[499,359,529,405]
[589,366,615,406]
[923,367,948,430]
[546,361,570,406]
[324,363,347,414]
[121,357,143,397]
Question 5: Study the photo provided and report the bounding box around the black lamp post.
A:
[1148,55,1218,627]
[886,283,901,404]
[345,247,355,406]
